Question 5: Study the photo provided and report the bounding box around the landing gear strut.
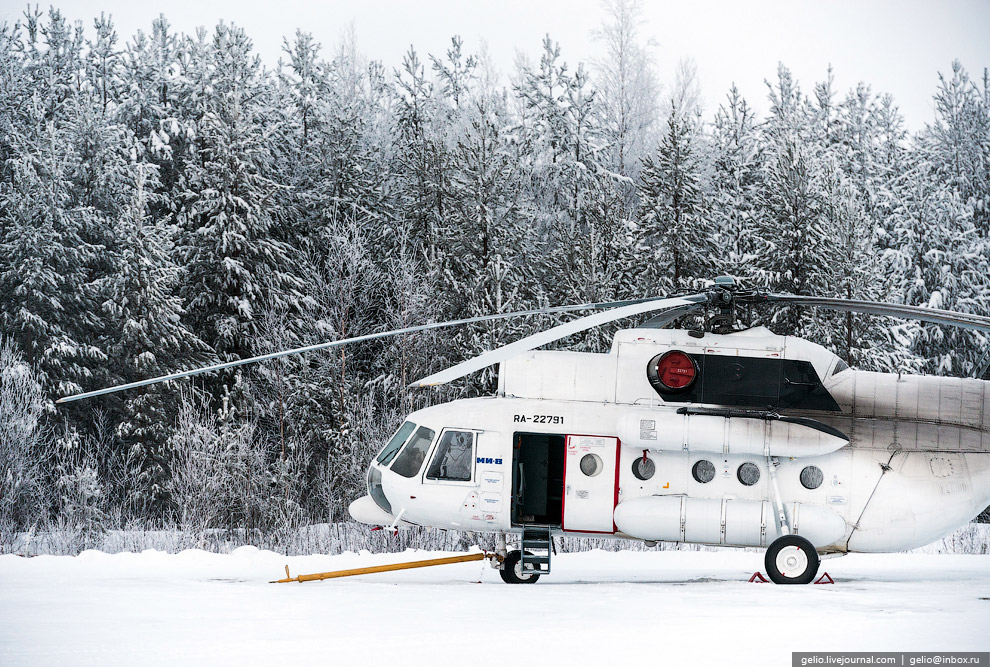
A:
[762,439,820,584]
[765,534,820,584]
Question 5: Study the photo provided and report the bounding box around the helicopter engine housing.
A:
[616,411,849,458]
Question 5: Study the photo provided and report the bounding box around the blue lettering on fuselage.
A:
[476,457,503,465]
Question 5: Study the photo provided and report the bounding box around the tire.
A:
[765,534,820,585]
[499,550,541,584]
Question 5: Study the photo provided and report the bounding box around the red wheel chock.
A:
[748,571,834,584]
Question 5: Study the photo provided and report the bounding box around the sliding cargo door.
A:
[562,435,619,533]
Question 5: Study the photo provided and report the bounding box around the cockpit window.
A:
[831,359,850,375]
[377,421,416,466]
[391,426,436,478]
[427,431,475,482]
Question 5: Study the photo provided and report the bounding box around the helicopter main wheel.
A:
[499,550,541,584]
[765,535,820,584]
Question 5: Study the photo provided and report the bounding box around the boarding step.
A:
[521,526,552,575]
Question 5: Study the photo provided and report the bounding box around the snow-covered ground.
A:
[2,547,988,666]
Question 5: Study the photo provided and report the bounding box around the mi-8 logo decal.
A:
[477,457,503,465]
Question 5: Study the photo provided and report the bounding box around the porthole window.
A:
[692,459,715,484]
[737,462,761,486]
[580,453,603,477]
[800,466,824,490]
[632,456,656,481]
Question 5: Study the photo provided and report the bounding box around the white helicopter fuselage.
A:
[351,328,990,555]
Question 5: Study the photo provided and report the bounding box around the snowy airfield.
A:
[2,546,989,666]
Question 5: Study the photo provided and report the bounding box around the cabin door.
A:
[512,432,565,526]
[562,435,619,533]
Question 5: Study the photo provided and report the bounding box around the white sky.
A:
[2,0,988,131]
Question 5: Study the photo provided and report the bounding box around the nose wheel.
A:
[765,535,820,584]
[499,550,541,584]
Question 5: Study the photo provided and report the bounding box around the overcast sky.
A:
[2,0,988,131]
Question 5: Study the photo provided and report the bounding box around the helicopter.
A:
[60,276,990,585]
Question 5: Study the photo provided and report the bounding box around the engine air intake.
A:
[648,350,698,393]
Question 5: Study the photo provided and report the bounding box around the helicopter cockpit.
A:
[361,416,482,529]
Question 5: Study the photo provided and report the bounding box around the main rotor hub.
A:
[701,276,769,334]
[705,276,740,334]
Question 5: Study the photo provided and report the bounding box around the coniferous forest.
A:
[1,5,988,554]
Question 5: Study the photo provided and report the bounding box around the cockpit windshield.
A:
[391,426,436,478]
[376,421,416,466]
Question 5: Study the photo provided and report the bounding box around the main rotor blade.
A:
[410,295,707,388]
[56,296,674,404]
[638,303,701,329]
[761,295,990,333]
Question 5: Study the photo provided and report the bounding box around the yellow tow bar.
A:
[270,552,495,583]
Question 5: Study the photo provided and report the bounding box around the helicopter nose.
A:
[349,494,397,526]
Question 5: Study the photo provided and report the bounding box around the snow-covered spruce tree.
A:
[0,99,104,401]
[431,35,477,112]
[513,36,573,218]
[816,154,897,369]
[708,84,765,284]
[75,12,134,227]
[178,24,303,409]
[809,65,841,150]
[71,105,134,239]
[513,38,589,285]
[0,339,50,550]
[920,62,990,371]
[274,30,332,255]
[874,94,910,182]
[98,164,210,522]
[84,13,121,116]
[118,14,198,220]
[73,57,142,370]
[870,94,911,362]
[557,63,617,308]
[392,45,453,267]
[581,166,637,306]
[888,61,990,376]
[823,83,911,371]
[441,50,545,394]
[757,133,835,336]
[924,61,990,235]
[635,60,711,297]
[0,21,31,187]
[514,36,619,322]
[835,84,880,208]
[446,59,517,280]
[884,160,989,376]
[18,7,85,124]
[755,65,838,337]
